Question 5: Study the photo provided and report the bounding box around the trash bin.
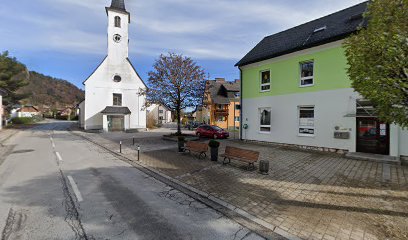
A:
[259,160,269,175]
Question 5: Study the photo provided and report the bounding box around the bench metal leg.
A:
[199,152,206,159]
[223,157,231,165]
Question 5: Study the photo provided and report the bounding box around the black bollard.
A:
[120,141,122,153]
[137,146,140,161]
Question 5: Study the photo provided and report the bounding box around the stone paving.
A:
[72,129,408,240]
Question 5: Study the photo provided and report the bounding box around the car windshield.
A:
[212,126,223,131]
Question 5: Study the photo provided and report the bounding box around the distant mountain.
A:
[18,71,84,109]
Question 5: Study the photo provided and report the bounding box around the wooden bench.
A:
[221,146,259,170]
[184,141,208,159]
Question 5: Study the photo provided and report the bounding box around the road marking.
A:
[67,176,83,202]
[50,136,56,148]
[56,152,63,162]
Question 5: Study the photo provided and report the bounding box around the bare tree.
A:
[145,53,206,135]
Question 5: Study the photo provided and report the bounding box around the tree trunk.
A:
[176,108,181,135]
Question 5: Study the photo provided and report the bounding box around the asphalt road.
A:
[0,121,265,240]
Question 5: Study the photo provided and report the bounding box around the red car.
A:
[196,125,229,139]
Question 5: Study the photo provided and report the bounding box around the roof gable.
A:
[236,2,368,67]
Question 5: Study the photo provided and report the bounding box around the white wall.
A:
[400,129,408,156]
[242,88,408,157]
[241,88,359,151]
[147,104,173,124]
[79,101,85,128]
[84,60,146,130]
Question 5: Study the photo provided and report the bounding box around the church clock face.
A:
[113,34,122,43]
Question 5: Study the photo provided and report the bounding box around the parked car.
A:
[196,125,229,139]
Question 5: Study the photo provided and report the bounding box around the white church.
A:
[78,0,147,132]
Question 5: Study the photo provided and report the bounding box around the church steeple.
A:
[106,0,130,62]
[110,0,126,12]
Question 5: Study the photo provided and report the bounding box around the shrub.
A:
[208,140,220,148]
[11,117,34,125]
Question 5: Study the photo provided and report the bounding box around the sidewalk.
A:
[72,129,408,240]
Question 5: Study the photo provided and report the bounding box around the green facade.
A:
[241,45,352,99]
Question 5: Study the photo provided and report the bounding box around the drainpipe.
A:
[239,67,243,141]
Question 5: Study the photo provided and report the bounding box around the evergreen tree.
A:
[0,51,29,110]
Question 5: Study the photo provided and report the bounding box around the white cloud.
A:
[0,0,367,60]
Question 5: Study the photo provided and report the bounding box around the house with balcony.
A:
[196,78,240,130]
[236,1,408,162]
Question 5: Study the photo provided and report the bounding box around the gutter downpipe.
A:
[239,67,243,141]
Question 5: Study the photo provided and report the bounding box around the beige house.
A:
[146,104,173,124]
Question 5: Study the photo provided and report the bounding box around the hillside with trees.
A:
[18,71,84,109]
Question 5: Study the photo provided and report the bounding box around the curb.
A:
[70,130,302,240]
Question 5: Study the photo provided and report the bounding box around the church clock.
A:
[113,34,122,43]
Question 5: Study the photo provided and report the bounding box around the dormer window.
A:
[114,16,121,28]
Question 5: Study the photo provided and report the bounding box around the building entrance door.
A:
[356,118,389,155]
[108,116,124,132]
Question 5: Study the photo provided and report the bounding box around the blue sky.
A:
[0,0,366,89]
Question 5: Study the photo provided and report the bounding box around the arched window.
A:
[114,16,121,28]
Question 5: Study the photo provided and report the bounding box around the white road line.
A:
[50,136,56,148]
[67,176,84,202]
[56,152,63,162]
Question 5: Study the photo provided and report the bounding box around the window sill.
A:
[259,131,271,134]
[299,84,314,88]
[298,134,315,138]
[259,90,271,93]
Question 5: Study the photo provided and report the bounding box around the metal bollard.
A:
[137,146,141,161]
[120,141,122,153]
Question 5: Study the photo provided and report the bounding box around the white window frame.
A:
[298,106,315,137]
[234,116,240,122]
[259,107,271,133]
[299,61,314,87]
[260,70,271,92]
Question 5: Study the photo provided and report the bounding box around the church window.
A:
[113,75,122,82]
[113,94,122,106]
[114,16,121,28]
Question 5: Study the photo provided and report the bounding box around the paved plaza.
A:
[72,128,408,240]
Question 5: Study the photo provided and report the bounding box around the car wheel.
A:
[197,132,201,138]
[213,134,217,139]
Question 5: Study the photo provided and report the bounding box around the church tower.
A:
[80,0,147,132]
[106,0,130,64]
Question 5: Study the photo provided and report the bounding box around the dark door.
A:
[356,118,389,155]
[108,116,124,132]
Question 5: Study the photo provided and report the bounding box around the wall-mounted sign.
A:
[334,131,350,139]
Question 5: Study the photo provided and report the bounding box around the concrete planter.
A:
[259,160,269,175]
